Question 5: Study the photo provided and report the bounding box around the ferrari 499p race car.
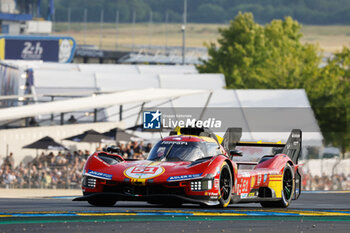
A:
[74,127,302,208]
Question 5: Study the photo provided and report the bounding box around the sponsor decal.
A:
[216,167,220,174]
[87,170,112,180]
[214,178,220,189]
[240,178,249,193]
[143,110,162,129]
[240,193,248,198]
[59,39,74,63]
[263,174,268,183]
[205,192,218,197]
[167,173,203,181]
[248,192,255,197]
[257,174,262,185]
[161,141,187,145]
[237,184,241,194]
[124,166,165,179]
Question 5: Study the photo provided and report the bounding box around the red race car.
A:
[74,127,302,208]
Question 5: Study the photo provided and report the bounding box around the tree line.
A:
[197,13,350,157]
[48,0,350,25]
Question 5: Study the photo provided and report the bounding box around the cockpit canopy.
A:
[147,140,222,162]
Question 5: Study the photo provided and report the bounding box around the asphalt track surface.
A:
[1,191,350,233]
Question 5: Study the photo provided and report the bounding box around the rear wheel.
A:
[218,162,233,208]
[260,163,295,208]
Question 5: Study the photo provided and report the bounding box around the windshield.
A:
[147,141,209,162]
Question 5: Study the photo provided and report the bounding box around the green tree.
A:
[312,48,350,157]
[197,12,349,155]
[197,12,320,89]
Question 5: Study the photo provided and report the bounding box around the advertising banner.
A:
[5,39,58,62]
[0,36,76,63]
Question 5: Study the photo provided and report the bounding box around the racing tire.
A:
[260,163,295,208]
[87,199,117,207]
[218,162,233,208]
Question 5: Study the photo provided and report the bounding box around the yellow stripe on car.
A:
[268,175,283,198]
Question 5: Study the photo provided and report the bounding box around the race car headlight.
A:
[190,179,213,191]
[83,176,97,189]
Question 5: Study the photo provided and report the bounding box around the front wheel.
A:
[260,163,295,208]
[218,162,233,208]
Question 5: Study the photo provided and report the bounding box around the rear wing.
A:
[221,128,302,165]
[281,129,302,165]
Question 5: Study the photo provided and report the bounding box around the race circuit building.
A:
[0,0,53,35]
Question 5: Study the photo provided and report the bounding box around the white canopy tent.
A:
[0,88,209,122]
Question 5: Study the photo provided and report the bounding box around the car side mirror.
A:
[230,150,242,157]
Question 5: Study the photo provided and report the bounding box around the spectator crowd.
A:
[2,141,350,191]
[0,141,153,189]
[302,173,350,191]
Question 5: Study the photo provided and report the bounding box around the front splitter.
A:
[73,192,220,206]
